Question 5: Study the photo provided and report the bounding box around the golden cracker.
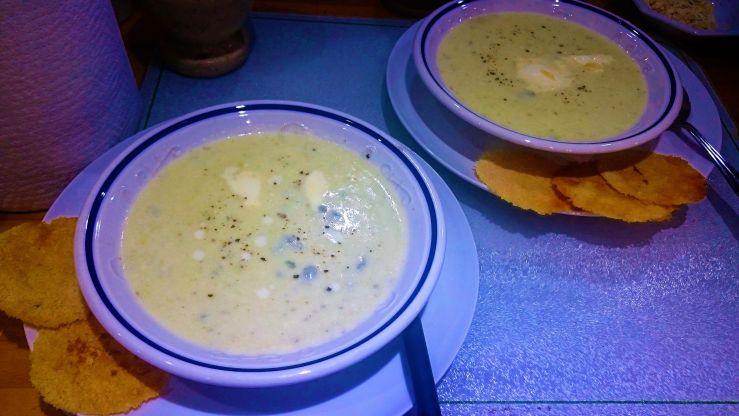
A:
[30,316,168,415]
[0,218,86,328]
[553,164,676,222]
[475,148,572,215]
[597,150,706,206]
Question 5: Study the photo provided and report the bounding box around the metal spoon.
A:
[676,89,738,194]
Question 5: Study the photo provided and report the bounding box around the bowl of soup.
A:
[74,101,445,387]
[413,0,682,154]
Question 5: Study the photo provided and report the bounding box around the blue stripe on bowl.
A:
[419,0,678,144]
[84,102,438,372]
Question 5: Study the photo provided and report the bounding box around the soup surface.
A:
[437,12,647,141]
[122,133,408,355]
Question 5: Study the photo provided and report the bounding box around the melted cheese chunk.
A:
[303,170,328,209]
[516,59,572,92]
[222,167,261,206]
[565,54,614,73]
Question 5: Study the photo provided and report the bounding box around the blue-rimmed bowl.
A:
[413,0,683,154]
[74,101,446,387]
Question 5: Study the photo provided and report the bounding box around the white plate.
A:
[387,23,723,191]
[26,128,480,415]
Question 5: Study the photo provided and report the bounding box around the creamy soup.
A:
[122,133,408,355]
[437,12,647,141]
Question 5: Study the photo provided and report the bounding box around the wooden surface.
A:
[1,1,737,414]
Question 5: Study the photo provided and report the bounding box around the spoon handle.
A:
[682,122,739,195]
[404,317,441,416]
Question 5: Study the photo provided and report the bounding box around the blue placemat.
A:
[139,13,739,415]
